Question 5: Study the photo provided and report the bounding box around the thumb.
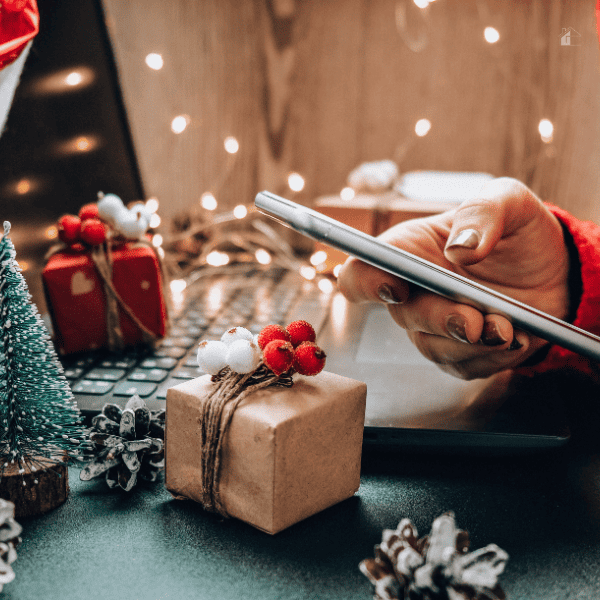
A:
[443,177,542,266]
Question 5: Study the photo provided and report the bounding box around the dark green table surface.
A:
[6,429,600,600]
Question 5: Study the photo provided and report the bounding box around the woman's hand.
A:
[337,177,571,380]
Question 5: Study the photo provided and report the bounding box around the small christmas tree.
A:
[0,222,88,497]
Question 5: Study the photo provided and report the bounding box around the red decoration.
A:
[80,218,106,246]
[0,0,39,70]
[292,342,327,376]
[42,243,167,355]
[57,215,81,246]
[285,320,316,348]
[256,324,291,350]
[262,340,295,376]
[78,203,100,221]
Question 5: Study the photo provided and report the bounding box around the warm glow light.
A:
[145,53,164,70]
[75,137,91,152]
[17,260,30,272]
[318,278,334,294]
[288,172,305,192]
[340,187,355,201]
[170,279,187,294]
[300,265,316,280]
[201,192,218,210]
[415,119,431,137]
[224,136,239,154]
[310,250,327,266]
[206,251,230,267]
[149,214,161,228]
[539,119,554,143]
[255,249,272,265]
[65,72,83,86]
[171,115,190,134]
[152,234,163,247]
[45,225,58,240]
[413,0,430,7]
[333,264,343,278]
[57,135,99,155]
[146,198,159,213]
[16,180,30,195]
[233,205,248,219]
[484,27,500,44]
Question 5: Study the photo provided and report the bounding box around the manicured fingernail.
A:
[508,337,523,350]
[447,229,480,250]
[377,283,404,304]
[481,322,509,346]
[446,315,470,344]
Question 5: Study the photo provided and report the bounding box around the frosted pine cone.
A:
[359,512,508,600]
[0,499,21,592]
[80,395,164,492]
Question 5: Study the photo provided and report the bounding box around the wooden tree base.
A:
[0,458,69,518]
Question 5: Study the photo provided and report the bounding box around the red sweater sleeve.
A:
[515,204,600,378]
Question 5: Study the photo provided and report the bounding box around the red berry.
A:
[262,340,295,376]
[286,320,316,348]
[292,342,326,376]
[257,324,291,350]
[78,203,100,221]
[57,214,81,245]
[80,218,107,245]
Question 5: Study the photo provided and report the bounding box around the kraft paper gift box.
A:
[165,371,367,534]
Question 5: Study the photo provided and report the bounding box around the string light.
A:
[150,214,161,228]
[201,192,218,210]
[340,187,355,201]
[65,72,83,86]
[413,0,430,8]
[206,251,229,267]
[415,119,431,137]
[16,180,30,195]
[224,136,239,154]
[310,250,327,266]
[318,278,334,294]
[539,119,554,143]
[152,234,163,247]
[333,264,343,278]
[255,249,272,265]
[45,226,58,240]
[484,27,500,44]
[288,172,305,192]
[299,265,316,280]
[233,205,247,219]
[169,279,187,294]
[145,53,164,70]
[146,198,159,213]
[171,115,190,134]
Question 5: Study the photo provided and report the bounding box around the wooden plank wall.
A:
[102,0,600,229]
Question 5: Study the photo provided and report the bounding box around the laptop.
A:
[2,0,570,453]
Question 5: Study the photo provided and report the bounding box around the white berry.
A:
[197,340,228,375]
[226,339,261,374]
[221,326,254,345]
[97,193,125,221]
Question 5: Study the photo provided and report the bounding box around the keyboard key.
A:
[113,381,157,398]
[99,357,138,370]
[86,368,127,381]
[128,368,169,383]
[64,367,85,380]
[153,347,187,359]
[139,357,178,370]
[172,367,204,380]
[72,380,115,395]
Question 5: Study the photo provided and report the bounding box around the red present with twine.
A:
[42,241,167,355]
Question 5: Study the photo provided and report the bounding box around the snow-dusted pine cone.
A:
[359,512,508,600]
[0,498,21,592]
[80,395,164,492]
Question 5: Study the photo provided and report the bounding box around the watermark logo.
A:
[559,27,581,46]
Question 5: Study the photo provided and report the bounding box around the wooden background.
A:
[102,0,600,228]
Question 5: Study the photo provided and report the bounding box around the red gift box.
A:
[42,242,167,355]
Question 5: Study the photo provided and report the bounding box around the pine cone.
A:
[359,512,508,600]
[0,498,22,592]
[80,395,164,491]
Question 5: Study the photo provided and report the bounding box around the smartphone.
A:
[255,190,600,363]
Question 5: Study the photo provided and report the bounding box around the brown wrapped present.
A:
[165,371,367,534]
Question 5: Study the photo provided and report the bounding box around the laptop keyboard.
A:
[61,265,332,421]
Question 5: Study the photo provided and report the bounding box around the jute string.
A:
[198,365,292,517]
